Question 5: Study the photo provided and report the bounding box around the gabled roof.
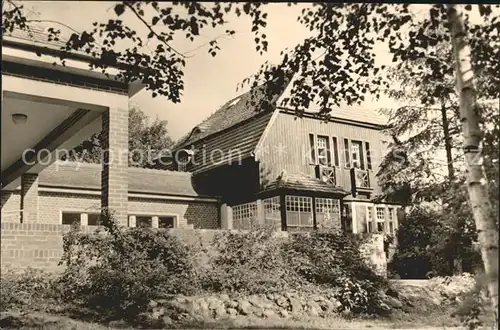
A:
[38,161,215,199]
[276,76,388,127]
[175,80,288,150]
[262,170,350,196]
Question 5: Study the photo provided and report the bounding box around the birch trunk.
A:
[447,4,499,323]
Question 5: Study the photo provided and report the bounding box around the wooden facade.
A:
[256,110,389,198]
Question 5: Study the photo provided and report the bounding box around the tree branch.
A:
[124,2,187,58]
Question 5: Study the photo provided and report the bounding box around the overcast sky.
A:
[21,2,488,142]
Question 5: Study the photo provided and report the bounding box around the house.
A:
[1,24,401,236]
[155,77,403,234]
[1,24,138,227]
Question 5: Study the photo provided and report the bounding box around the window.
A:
[87,213,102,226]
[263,196,281,229]
[309,134,316,164]
[376,207,385,232]
[233,202,258,230]
[159,216,176,229]
[332,137,339,166]
[388,207,395,234]
[177,155,188,172]
[344,138,350,168]
[285,195,313,228]
[351,140,365,169]
[62,212,81,225]
[136,216,152,228]
[365,142,372,170]
[315,198,340,229]
[317,135,331,166]
[367,207,373,233]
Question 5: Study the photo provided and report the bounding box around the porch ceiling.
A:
[1,91,103,189]
[1,96,75,169]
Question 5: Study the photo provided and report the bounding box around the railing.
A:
[315,165,336,185]
[351,168,370,189]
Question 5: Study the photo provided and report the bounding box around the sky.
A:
[22,1,318,140]
[18,2,491,142]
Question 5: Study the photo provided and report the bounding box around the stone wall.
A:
[146,292,344,326]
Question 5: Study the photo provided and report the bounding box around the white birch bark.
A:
[447,4,499,323]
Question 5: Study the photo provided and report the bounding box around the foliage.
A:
[284,230,388,314]
[389,207,443,278]
[62,106,173,167]
[451,273,490,330]
[202,229,296,295]
[203,229,389,315]
[57,213,197,320]
[2,1,269,100]
[0,268,61,313]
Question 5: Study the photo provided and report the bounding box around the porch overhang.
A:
[258,170,351,199]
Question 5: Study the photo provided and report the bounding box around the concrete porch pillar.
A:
[20,173,39,223]
[101,106,128,226]
[221,203,233,230]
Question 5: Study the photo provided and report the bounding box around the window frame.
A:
[285,195,313,228]
[308,133,340,167]
[351,140,365,170]
[128,212,180,229]
[60,208,101,226]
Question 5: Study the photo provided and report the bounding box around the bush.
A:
[204,229,388,315]
[57,213,198,319]
[388,206,441,279]
[284,230,388,314]
[202,229,296,294]
[0,268,61,313]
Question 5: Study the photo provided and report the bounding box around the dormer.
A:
[175,147,195,172]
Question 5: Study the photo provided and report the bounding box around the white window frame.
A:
[60,208,101,226]
[364,204,402,234]
[232,201,258,230]
[285,195,313,228]
[315,197,341,229]
[128,212,180,228]
[316,135,330,166]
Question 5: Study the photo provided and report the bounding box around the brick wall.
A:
[1,190,21,222]
[0,223,221,272]
[0,223,95,272]
[36,191,219,229]
[128,198,220,229]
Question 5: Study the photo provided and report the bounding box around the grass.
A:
[2,306,495,330]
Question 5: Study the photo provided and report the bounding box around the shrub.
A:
[202,229,296,294]
[57,213,198,319]
[0,268,61,313]
[388,206,441,279]
[284,230,388,314]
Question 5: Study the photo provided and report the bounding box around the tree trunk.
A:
[440,100,455,180]
[447,4,499,323]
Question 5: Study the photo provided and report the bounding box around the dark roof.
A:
[38,162,215,199]
[175,78,292,150]
[262,170,350,196]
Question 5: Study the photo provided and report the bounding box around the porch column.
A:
[384,206,390,233]
[256,199,265,227]
[371,205,377,233]
[101,106,128,226]
[221,203,233,230]
[20,173,39,223]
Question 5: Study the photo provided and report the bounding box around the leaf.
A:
[114,4,125,16]
[152,16,159,26]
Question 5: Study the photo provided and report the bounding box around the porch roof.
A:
[261,170,350,196]
[38,161,215,199]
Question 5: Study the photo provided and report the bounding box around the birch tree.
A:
[447,4,498,323]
